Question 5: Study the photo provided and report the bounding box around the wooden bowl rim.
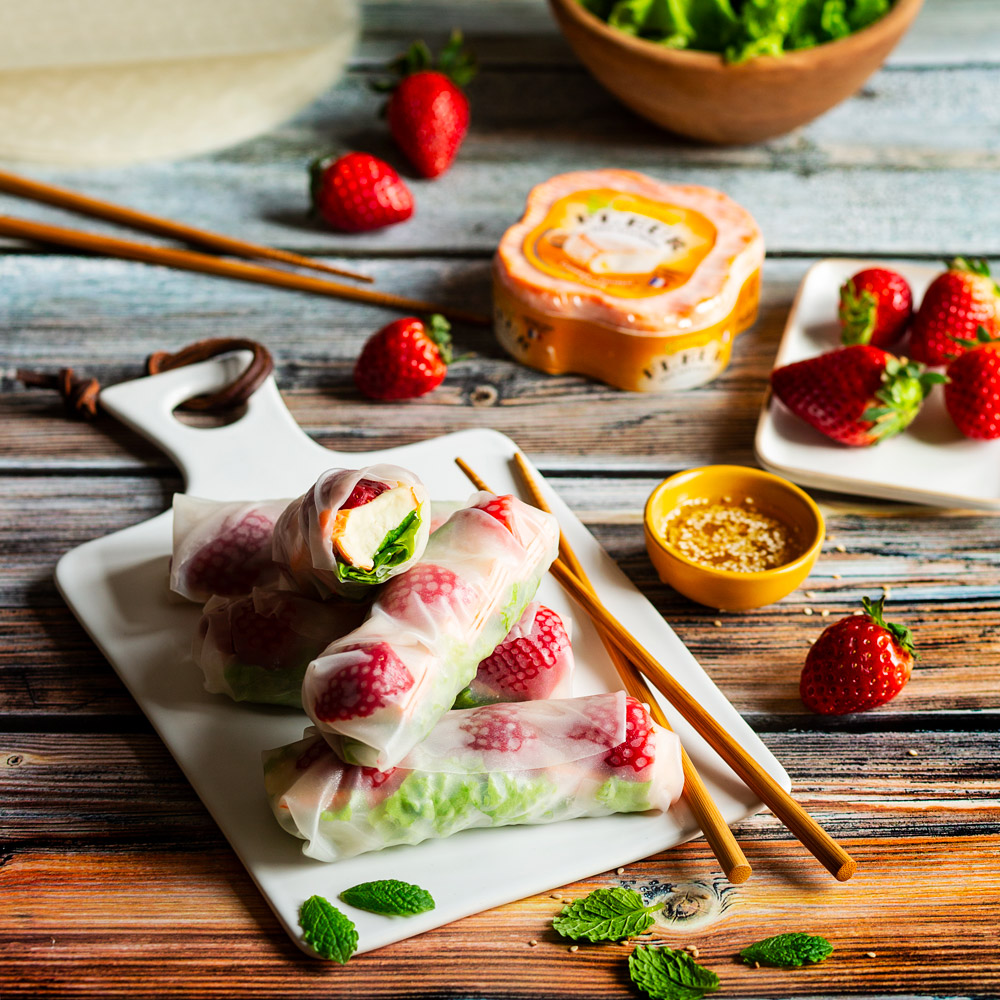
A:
[549,0,924,71]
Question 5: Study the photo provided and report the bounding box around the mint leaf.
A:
[298,895,358,963]
[340,879,436,917]
[553,887,662,942]
[739,932,833,968]
[629,944,720,1000]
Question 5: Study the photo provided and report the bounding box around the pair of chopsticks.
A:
[0,168,490,327]
[457,455,857,885]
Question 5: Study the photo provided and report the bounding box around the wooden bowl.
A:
[548,0,923,144]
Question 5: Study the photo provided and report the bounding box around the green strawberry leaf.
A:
[739,932,834,968]
[629,944,720,1000]
[339,879,436,917]
[298,895,358,963]
[861,595,917,657]
[552,887,662,942]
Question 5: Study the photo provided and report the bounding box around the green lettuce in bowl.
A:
[580,0,893,62]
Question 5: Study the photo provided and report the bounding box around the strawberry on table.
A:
[310,151,414,232]
[909,257,1000,366]
[353,314,452,400]
[838,267,912,347]
[379,30,477,179]
[770,344,944,446]
[800,596,916,714]
[944,325,1000,439]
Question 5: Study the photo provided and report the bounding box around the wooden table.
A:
[2,2,999,996]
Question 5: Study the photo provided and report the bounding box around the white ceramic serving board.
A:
[756,258,1000,510]
[56,355,789,958]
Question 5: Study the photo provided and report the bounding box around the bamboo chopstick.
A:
[0,167,373,284]
[0,216,491,327]
[456,457,857,882]
[507,453,752,886]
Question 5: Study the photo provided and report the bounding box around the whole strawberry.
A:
[354,314,452,400]
[839,267,912,347]
[770,345,944,446]
[310,151,414,232]
[800,596,916,714]
[909,257,1000,366]
[944,326,1000,439]
[380,31,477,178]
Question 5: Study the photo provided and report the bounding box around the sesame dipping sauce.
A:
[660,496,801,573]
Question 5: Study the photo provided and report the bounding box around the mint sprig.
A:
[298,895,358,963]
[340,879,436,917]
[553,887,663,942]
[629,945,720,1000]
[739,932,834,968]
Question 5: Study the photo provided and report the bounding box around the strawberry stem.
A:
[425,314,453,366]
[859,357,947,442]
[861,595,917,657]
[375,29,477,93]
[839,279,878,346]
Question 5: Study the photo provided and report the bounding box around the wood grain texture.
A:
[2,839,997,999]
[1,1,999,995]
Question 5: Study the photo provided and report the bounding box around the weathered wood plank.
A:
[0,65,997,257]
[1,466,998,720]
[2,729,996,843]
[1,838,997,998]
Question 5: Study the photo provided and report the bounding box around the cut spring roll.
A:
[193,588,366,708]
[455,601,574,708]
[301,493,560,769]
[170,495,289,603]
[263,692,684,862]
[272,466,430,600]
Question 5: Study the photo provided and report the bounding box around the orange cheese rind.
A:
[493,170,764,392]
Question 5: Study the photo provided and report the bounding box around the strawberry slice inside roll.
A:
[263,692,684,862]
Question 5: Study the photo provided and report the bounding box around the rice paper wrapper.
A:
[262,693,684,862]
[194,588,365,708]
[302,493,561,769]
[457,601,574,708]
[271,465,430,600]
[170,495,289,603]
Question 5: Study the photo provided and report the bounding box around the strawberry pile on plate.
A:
[771,258,1000,444]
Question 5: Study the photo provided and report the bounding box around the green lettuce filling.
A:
[595,776,657,813]
[224,659,307,709]
[580,0,891,62]
[334,509,422,588]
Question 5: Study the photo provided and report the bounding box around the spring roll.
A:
[301,493,560,769]
[193,588,366,708]
[455,602,574,708]
[272,466,430,600]
[263,693,684,862]
[170,495,289,603]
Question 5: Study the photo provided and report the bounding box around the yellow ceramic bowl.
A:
[644,465,824,610]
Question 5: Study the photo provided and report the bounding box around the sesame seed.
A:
[563,898,574,905]
[684,945,700,958]
[529,940,538,947]
[835,544,847,553]
[754,961,761,969]
[821,609,830,617]
[804,608,814,616]
[616,867,625,875]
[907,749,919,757]
[659,500,802,573]
[713,619,722,627]
[569,945,579,953]
[865,951,877,958]
[807,637,815,644]
[550,893,562,900]
[833,573,842,580]
[804,590,815,599]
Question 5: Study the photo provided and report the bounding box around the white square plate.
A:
[755,258,1000,509]
[56,357,788,957]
